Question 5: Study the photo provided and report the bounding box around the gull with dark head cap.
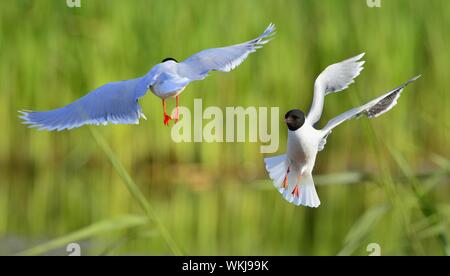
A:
[20,23,276,129]
[265,53,420,208]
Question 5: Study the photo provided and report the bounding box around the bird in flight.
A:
[265,53,420,208]
[19,23,276,130]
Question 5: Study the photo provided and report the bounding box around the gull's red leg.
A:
[292,186,300,198]
[174,96,180,123]
[292,175,302,198]
[163,99,172,126]
[282,166,290,189]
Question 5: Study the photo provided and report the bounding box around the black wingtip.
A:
[400,75,421,89]
[409,75,422,83]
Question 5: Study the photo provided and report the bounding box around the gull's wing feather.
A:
[178,23,275,80]
[307,53,365,125]
[19,77,151,131]
[321,75,421,134]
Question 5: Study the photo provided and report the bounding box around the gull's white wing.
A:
[19,77,152,131]
[320,75,421,137]
[307,53,365,125]
[177,23,275,80]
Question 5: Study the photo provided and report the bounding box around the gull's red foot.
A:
[292,186,300,198]
[164,114,172,126]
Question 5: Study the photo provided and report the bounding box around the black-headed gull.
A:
[265,53,420,208]
[20,24,276,130]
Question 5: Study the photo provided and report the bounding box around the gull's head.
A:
[161,57,178,63]
[284,109,305,131]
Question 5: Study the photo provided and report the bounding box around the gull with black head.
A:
[20,24,276,129]
[265,53,420,207]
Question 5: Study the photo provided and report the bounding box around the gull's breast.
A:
[287,126,321,171]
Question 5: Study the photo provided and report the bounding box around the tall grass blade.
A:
[89,127,182,255]
[338,205,389,256]
[386,145,449,256]
[17,215,149,256]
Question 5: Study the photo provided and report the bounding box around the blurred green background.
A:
[0,0,449,256]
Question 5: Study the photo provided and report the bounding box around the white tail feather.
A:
[264,154,288,192]
[264,155,321,208]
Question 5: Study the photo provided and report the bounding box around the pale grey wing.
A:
[177,23,275,80]
[320,76,421,139]
[134,65,162,98]
[307,53,365,125]
[19,77,151,131]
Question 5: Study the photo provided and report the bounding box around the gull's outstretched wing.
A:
[321,75,421,135]
[177,23,276,80]
[307,53,365,125]
[19,77,152,131]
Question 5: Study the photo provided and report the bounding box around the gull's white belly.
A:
[287,124,321,173]
[150,85,186,99]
